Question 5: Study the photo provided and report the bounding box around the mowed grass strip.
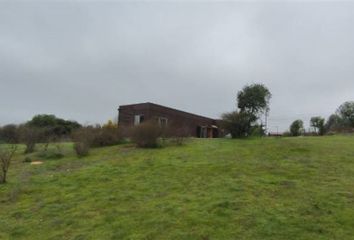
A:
[1,136,354,239]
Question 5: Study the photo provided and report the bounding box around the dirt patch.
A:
[30,161,43,165]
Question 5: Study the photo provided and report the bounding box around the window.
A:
[134,115,144,125]
[158,117,168,127]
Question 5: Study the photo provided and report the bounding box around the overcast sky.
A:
[1,1,354,132]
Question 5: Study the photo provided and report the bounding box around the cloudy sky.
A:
[1,1,354,132]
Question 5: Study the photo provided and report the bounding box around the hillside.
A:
[1,136,354,239]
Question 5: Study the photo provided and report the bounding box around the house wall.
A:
[118,102,220,137]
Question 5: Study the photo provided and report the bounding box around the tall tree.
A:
[222,83,271,138]
[336,101,354,127]
[325,114,343,132]
[237,83,272,116]
[290,120,304,136]
[310,116,325,135]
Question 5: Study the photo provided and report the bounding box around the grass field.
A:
[1,136,354,239]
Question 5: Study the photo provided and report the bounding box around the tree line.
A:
[221,83,354,138]
[289,101,354,136]
[0,114,82,153]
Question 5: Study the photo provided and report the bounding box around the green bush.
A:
[221,111,257,138]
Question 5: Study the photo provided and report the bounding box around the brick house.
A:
[118,102,223,138]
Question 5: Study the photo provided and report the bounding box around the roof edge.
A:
[118,102,215,121]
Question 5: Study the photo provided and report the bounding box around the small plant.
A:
[0,145,17,184]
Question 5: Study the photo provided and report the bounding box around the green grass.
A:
[1,136,354,239]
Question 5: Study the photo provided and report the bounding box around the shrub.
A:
[71,127,95,145]
[71,128,94,157]
[73,142,89,157]
[130,122,163,148]
[71,126,123,156]
[221,111,257,138]
[18,126,43,154]
[91,128,123,147]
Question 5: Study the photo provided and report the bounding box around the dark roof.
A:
[118,102,215,121]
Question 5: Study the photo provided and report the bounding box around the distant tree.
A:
[310,116,325,135]
[27,114,57,127]
[26,114,81,138]
[221,111,257,138]
[325,114,343,132]
[336,101,354,128]
[290,120,304,136]
[0,145,17,184]
[237,83,272,117]
[221,83,272,138]
[0,124,18,143]
[102,120,118,129]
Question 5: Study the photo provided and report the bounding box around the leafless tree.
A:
[0,145,17,184]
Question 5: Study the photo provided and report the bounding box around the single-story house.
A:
[118,102,223,138]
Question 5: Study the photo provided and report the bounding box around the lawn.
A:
[1,136,354,239]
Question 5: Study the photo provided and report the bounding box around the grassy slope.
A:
[1,136,354,239]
